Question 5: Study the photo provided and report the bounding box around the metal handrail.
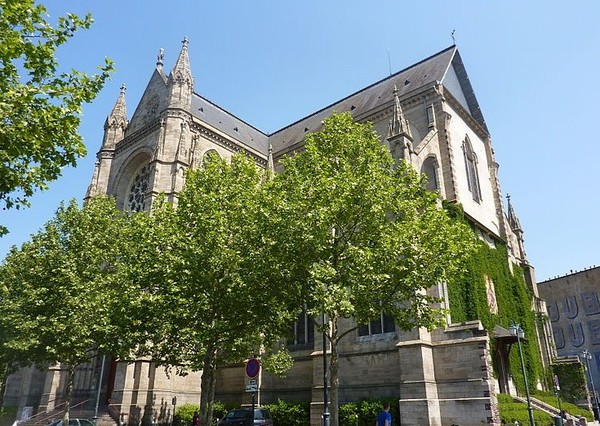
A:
[16,399,93,426]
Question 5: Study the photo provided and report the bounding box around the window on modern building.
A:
[288,311,314,347]
[421,156,439,191]
[462,137,482,203]
[358,312,396,337]
[126,164,151,212]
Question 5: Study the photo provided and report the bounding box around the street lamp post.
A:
[582,349,599,420]
[510,324,535,426]
[93,354,106,425]
[322,310,330,426]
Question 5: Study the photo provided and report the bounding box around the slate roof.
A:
[190,94,269,156]
[188,45,487,158]
[269,45,488,156]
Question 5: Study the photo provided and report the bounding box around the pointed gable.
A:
[127,66,168,134]
[440,49,488,133]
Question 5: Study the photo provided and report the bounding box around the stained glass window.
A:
[127,164,150,212]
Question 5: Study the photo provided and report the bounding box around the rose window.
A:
[127,165,150,212]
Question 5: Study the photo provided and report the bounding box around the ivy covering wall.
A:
[444,201,546,392]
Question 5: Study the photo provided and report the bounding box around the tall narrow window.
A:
[421,156,439,191]
[126,164,150,212]
[358,312,396,337]
[463,137,482,203]
[288,311,314,348]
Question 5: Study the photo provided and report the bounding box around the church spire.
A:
[387,84,412,140]
[506,194,528,262]
[386,85,413,163]
[506,194,522,233]
[262,143,275,183]
[167,37,194,110]
[102,84,128,149]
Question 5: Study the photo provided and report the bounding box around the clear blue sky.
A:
[1,0,599,282]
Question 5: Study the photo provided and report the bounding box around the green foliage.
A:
[211,402,229,423]
[173,404,198,426]
[126,154,301,425]
[173,403,229,426]
[272,111,476,424]
[338,399,398,426]
[264,399,310,426]
[551,363,588,404]
[445,216,545,393]
[0,0,113,222]
[0,196,140,416]
[0,196,137,366]
[532,390,593,420]
[497,394,553,425]
[0,406,18,426]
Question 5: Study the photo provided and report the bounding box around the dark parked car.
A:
[217,408,273,426]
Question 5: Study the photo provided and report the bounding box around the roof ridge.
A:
[270,45,457,136]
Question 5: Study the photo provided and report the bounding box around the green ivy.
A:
[550,363,588,404]
[444,201,545,394]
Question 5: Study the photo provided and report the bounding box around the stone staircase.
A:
[514,395,589,425]
[17,408,116,426]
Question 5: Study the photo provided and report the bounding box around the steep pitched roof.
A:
[269,46,488,156]
[190,94,269,156]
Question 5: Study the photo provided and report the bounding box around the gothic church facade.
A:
[4,39,552,426]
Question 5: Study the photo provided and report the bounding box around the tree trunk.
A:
[329,319,340,426]
[0,363,8,410]
[199,346,218,426]
[63,365,75,424]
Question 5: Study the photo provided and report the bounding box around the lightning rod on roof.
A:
[451,29,456,45]
[387,49,392,76]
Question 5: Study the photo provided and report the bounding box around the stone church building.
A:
[3,40,554,426]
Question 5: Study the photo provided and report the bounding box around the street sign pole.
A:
[245,358,260,424]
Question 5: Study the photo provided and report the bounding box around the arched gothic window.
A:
[421,156,440,191]
[202,149,220,167]
[462,137,482,203]
[288,310,314,349]
[126,164,150,212]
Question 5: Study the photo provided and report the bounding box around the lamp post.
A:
[93,354,106,425]
[322,310,330,426]
[510,324,535,426]
[582,349,599,420]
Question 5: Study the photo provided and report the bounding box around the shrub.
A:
[498,393,554,425]
[263,399,309,426]
[339,399,397,426]
[173,404,198,426]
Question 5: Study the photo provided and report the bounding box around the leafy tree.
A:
[271,112,476,425]
[0,196,136,422]
[0,0,113,232]
[130,154,300,426]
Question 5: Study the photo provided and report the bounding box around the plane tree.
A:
[270,112,476,426]
[0,0,113,233]
[127,154,301,426]
[0,196,138,422]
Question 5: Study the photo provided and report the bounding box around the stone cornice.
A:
[115,120,162,156]
[190,121,267,168]
[440,86,489,140]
